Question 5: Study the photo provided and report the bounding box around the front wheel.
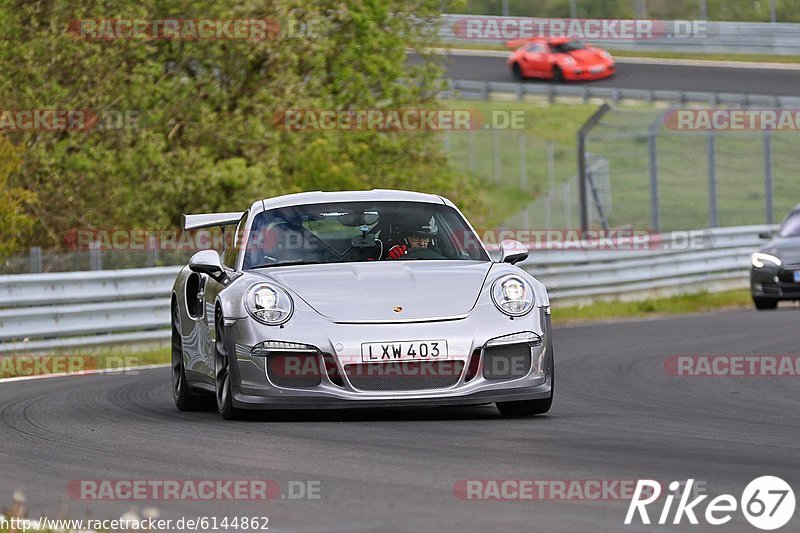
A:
[552,66,565,83]
[497,341,554,417]
[172,302,209,411]
[512,63,523,80]
[753,296,779,310]
[215,309,243,420]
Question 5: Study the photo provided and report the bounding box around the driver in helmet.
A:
[386,215,446,260]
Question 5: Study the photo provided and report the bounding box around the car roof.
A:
[547,37,575,45]
[252,189,451,213]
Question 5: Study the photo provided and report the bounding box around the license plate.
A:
[361,340,448,362]
[590,66,606,73]
[794,271,800,283]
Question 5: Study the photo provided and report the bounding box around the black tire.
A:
[512,63,523,80]
[215,308,243,420]
[753,296,779,310]
[497,341,554,418]
[552,66,564,83]
[172,302,209,411]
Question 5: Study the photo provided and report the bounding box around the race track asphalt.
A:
[431,53,800,96]
[2,308,799,532]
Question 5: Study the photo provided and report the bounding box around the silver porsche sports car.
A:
[171,190,554,419]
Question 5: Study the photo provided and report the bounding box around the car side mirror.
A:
[758,231,773,240]
[499,239,529,265]
[189,250,229,283]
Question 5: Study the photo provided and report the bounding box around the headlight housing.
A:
[491,275,535,316]
[752,252,782,268]
[560,56,577,67]
[245,283,294,325]
[599,50,613,60]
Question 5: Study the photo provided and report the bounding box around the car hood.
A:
[761,237,800,266]
[255,261,493,322]
[557,48,605,65]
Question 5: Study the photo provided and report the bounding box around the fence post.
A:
[700,0,708,20]
[564,181,572,228]
[546,141,555,229]
[648,114,662,233]
[518,134,527,190]
[544,194,552,229]
[764,129,774,225]
[578,103,611,232]
[493,129,501,183]
[634,0,647,18]
[707,131,718,227]
[147,235,158,267]
[468,129,477,171]
[89,241,103,271]
[29,247,42,274]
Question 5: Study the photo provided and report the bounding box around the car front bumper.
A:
[224,303,554,410]
[751,267,800,300]
[564,64,615,81]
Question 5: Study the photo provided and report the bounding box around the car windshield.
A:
[551,40,586,53]
[242,201,490,269]
[778,211,800,237]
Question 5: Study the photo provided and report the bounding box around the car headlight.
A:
[491,275,535,316]
[752,253,782,268]
[246,283,294,325]
[560,57,577,67]
[600,50,612,60]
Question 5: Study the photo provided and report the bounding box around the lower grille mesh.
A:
[344,361,464,391]
[482,344,532,381]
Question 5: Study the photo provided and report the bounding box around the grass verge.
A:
[551,290,755,325]
[0,345,170,380]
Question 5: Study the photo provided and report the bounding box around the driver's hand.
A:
[387,245,407,260]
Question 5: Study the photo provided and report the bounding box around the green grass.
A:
[442,98,800,231]
[442,100,597,227]
[0,345,169,380]
[552,290,754,325]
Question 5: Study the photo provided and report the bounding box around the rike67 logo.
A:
[625,477,795,530]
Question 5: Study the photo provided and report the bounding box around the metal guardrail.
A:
[0,225,773,353]
[444,79,800,107]
[440,15,800,56]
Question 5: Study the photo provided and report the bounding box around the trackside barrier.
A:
[0,226,774,352]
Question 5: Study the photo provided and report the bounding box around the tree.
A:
[0,0,483,249]
[0,135,36,256]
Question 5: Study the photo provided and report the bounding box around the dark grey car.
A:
[750,205,800,309]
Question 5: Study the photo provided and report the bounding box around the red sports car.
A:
[506,38,615,82]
